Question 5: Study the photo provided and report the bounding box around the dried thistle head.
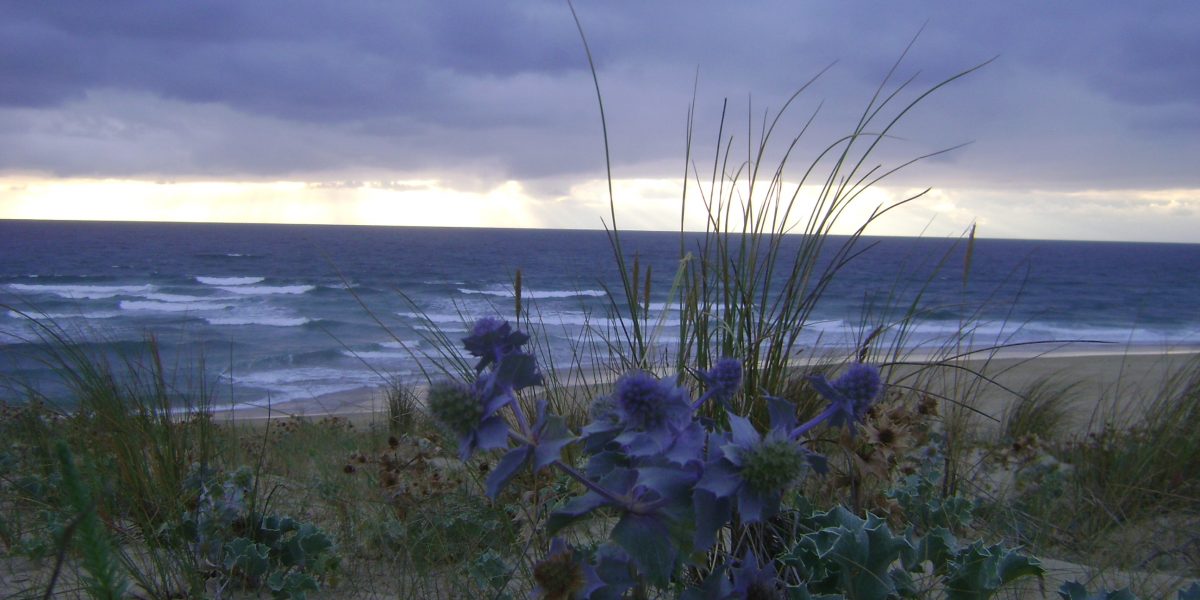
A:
[917,394,939,417]
[866,410,914,457]
[852,445,892,481]
[532,539,586,600]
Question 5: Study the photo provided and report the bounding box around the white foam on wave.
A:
[341,339,424,360]
[903,320,1191,347]
[142,292,221,303]
[541,312,683,328]
[647,301,683,312]
[217,284,314,296]
[196,276,264,286]
[120,300,234,313]
[413,324,466,334]
[458,287,607,299]
[396,310,466,324]
[207,315,311,327]
[218,367,382,404]
[339,349,410,360]
[8,283,155,300]
[6,309,124,320]
[380,340,421,349]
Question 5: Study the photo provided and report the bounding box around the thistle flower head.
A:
[739,438,808,495]
[697,412,817,523]
[532,539,586,600]
[462,317,530,372]
[805,363,883,433]
[426,378,510,460]
[702,358,743,402]
[834,363,882,409]
[588,392,617,422]
[614,371,690,433]
[426,380,482,437]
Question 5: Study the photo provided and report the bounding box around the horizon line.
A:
[2,216,1197,246]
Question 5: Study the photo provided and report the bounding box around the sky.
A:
[1,1,1197,242]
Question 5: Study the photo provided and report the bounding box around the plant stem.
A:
[789,404,838,440]
[506,430,630,509]
[691,388,717,411]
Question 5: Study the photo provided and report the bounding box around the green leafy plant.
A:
[178,465,339,599]
[887,434,975,534]
[781,505,1042,600]
[1057,581,1138,600]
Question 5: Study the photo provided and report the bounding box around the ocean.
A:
[1,220,1197,409]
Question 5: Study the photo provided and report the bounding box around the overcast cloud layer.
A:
[1,1,1198,239]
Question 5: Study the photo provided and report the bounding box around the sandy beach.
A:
[212,346,1200,433]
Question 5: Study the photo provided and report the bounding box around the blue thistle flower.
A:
[696,394,826,529]
[739,437,809,496]
[729,551,786,600]
[546,465,694,587]
[601,371,694,459]
[693,358,744,409]
[461,317,530,373]
[615,371,690,431]
[799,363,883,435]
[835,362,882,408]
[581,372,699,463]
[426,378,510,460]
[485,399,577,499]
[697,413,811,523]
[681,550,784,599]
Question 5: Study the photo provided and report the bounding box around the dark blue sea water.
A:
[1,220,1197,409]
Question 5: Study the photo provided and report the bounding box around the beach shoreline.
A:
[210,345,1200,431]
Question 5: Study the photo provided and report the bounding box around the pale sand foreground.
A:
[213,348,1200,432]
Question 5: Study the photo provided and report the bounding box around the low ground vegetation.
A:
[0,327,1197,598]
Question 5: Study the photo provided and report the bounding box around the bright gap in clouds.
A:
[0,179,540,229]
[0,178,1196,243]
[0,177,944,235]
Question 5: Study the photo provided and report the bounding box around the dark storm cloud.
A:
[0,1,575,122]
[1,1,1197,189]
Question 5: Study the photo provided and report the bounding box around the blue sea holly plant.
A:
[430,318,1042,597]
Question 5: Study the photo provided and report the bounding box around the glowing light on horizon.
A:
[0,178,541,228]
[2,177,1196,242]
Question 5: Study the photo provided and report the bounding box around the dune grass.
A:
[0,319,223,597]
[580,18,994,432]
[1061,361,1200,555]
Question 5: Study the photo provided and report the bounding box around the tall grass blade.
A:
[54,440,129,600]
